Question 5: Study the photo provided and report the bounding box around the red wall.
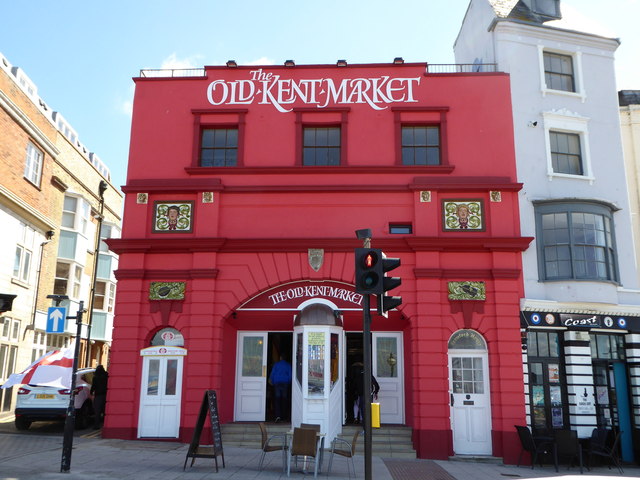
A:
[106,62,529,463]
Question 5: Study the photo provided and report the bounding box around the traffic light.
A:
[354,248,383,294]
[377,253,402,317]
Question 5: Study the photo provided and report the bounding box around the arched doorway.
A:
[448,329,492,455]
[138,328,186,438]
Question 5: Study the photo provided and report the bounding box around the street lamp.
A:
[85,180,107,367]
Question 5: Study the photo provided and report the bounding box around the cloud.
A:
[118,84,135,116]
[550,4,617,38]
[244,56,276,66]
[160,52,204,70]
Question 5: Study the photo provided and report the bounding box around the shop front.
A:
[521,310,640,462]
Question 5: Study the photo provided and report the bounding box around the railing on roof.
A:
[426,63,498,74]
[139,68,206,78]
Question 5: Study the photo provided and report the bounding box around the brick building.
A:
[0,52,123,419]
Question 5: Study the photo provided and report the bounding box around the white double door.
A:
[234,331,405,425]
[138,354,184,438]
[448,351,492,455]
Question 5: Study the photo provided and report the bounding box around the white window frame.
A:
[54,261,83,300]
[31,330,47,363]
[538,46,586,102]
[542,109,593,182]
[61,194,91,236]
[13,222,34,284]
[24,141,43,186]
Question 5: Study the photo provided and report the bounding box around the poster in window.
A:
[596,386,609,405]
[533,407,546,428]
[552,407,563,428]
[307,332,325,395]
[532,385,545,406]
[548,363,560,382]
[550,385,562,405]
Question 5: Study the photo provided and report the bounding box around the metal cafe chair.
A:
[515,425,553,469]
[327,429,361,479]
[257,422,287,472]
[300,423,321,433]
[287,427,322,478]
[553,429,584,474]
[586,428,624,474]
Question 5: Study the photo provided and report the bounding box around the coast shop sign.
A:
[238,281,364,310]
[520,311,639,331]
[206,68,421,113]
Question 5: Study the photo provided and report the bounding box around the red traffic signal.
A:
[355,248,383,294]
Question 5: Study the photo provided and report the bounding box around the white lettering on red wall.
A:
[268,285,363,306]
[206,68,421,113]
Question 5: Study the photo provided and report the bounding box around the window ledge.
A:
[11,277,30,289]
[185,165,455,175]
[540,278,620,286]
[541,88,586,103]
[547,172,595,184]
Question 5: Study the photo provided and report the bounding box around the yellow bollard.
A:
[371,402,381,428]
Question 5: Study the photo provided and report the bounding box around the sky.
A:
[0,0,638,190]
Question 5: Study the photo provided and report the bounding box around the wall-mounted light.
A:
[393,57,404,64]
[226,60,238,68]
[284,59,295,67]
[528,121,538,127]
[336,59,347,67]
[0,294,17,314]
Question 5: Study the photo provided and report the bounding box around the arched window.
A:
[150,328,184,346]
[448,329,486,350]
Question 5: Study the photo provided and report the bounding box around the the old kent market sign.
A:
[238,281,363,310]
[206,68,421,112]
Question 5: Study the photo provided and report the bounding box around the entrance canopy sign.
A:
[238,281,364,311]
[140,346,187,357]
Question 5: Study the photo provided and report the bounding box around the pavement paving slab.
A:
[2,428,640,480]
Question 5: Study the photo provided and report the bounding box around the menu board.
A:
[184,390,225,472]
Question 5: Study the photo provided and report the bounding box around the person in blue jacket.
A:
[269,355,292,422]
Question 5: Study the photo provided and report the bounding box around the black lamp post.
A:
[85,180,108,367]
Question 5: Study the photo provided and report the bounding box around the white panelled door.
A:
[138,347,185,438]
[448,351,492,454]
[373,332,404,424]
[234,332,268,421]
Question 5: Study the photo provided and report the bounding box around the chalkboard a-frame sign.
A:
[183,390,225,472]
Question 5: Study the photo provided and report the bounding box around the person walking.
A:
[91,365,109,429]
[353,363,379,424]
[268,355,291,422]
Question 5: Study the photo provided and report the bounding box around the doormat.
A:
[383,459,457,480]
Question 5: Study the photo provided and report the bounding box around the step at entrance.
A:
[220,423,416,459]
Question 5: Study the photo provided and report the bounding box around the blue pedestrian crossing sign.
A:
[46,307,67,334]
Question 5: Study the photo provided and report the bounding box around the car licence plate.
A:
[35,394,55,399]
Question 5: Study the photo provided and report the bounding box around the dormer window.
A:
[524,0,561,20]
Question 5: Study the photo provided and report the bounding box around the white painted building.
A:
[620,91,640,284]
[455,0,640,462]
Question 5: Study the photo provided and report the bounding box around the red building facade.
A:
[106,62,531,462]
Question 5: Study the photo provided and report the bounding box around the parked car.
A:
[14,368,95,430]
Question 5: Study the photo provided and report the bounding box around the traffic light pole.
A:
[362,293,373,480]
[61,301,84,473]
